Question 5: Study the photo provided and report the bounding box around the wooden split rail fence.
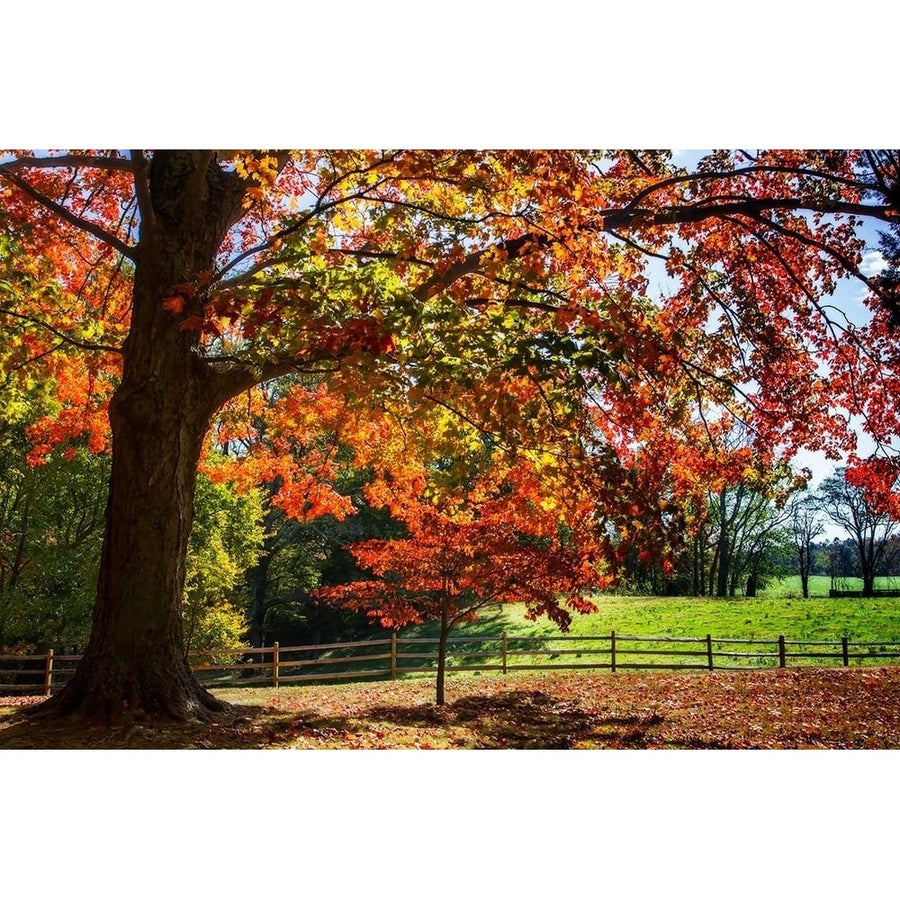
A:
[3,632,900,696]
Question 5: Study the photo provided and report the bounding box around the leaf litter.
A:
[2,667,899,749]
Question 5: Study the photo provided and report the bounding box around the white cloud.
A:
[860,250,887,277]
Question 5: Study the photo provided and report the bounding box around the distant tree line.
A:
[623,467,900,598]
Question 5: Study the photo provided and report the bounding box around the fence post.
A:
[44,648,54,697]
[842,637,849,667]
[610,630,616,673]
[272,642,280,688]
[390,633,397,680]
[778,635,786,668]
[501,632,508,675]
[706,634,714,671]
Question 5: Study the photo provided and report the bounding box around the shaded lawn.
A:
[2,668,900,749]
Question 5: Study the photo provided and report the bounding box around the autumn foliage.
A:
[313,438,611,701]
[2,149,900,720]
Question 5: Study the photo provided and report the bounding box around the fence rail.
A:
[3,632,900,696]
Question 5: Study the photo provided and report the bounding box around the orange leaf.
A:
[163,296,184,314]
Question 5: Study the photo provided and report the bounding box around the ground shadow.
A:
[363,690,669,748]
[1,688,742,749]
[0,703,281,749]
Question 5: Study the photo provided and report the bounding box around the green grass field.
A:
[403,591,900,645]
[760,574,900,599]
[385,591,900,677]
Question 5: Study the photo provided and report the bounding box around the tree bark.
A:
[715,532,730,598]
[798,544,811,598]
[436,605,450,707]
[36,152,246,722]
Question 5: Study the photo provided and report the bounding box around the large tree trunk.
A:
[246,482,285,650]
[715,534,730,597]
[691,534,702,596]
[247,546,276,650]
[43,406,222,720]
[37,152,247,722]
[798,544,810,598]
[862,571,876,597]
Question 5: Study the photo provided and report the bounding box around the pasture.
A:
[408,591,900,646]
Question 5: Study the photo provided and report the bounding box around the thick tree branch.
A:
[0,169,136,260]
[618,163,878,214]
[0,153,133,174]
[130,150,156,236]
[206,354,342,407]
[604,197,895,231]
[186,150,216,211]
[412,233,553,301]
